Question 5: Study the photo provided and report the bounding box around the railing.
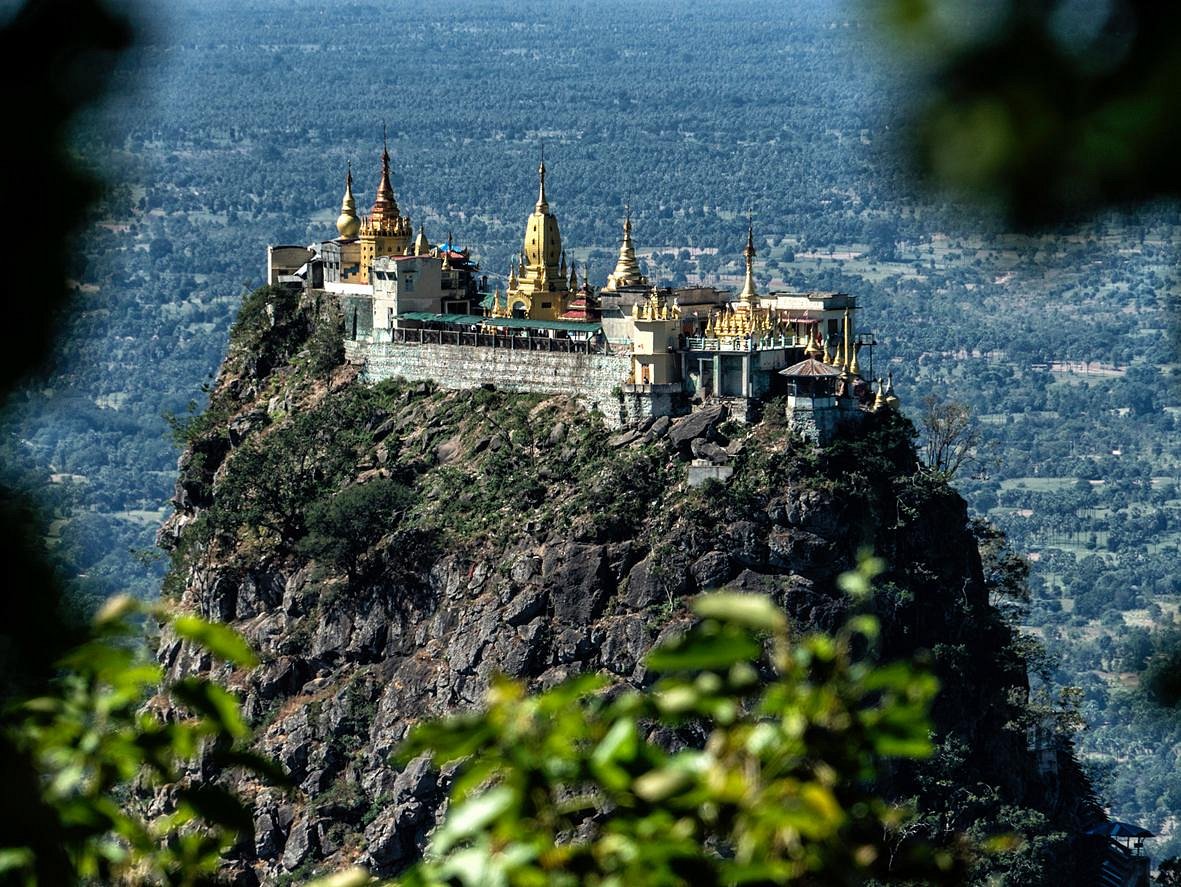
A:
[684,334,804,352]
[378,325,602,354]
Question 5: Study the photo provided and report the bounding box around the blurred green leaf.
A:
[170,678,249,740]
[171,615,258,667]
[432,787,515,854]
[647,626,762,673]
[692,593,787,633]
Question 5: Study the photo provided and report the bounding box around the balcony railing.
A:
[373,325,603,354]
[684,334,804,352]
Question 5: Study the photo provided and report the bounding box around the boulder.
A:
[280,816,319,871]
[691,438,730,464]
[542,543,612,623]
[623,553,692,610]
[228,408,268,447]
[646,414,672,440]
[598,615,649,677]
[691,550,734,590]
[609,429,642,448]
[668,403,727,452]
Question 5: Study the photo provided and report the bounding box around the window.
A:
[404,275,415,292]
[542,301,552,309]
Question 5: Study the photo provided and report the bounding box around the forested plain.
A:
[2,0,1177,857]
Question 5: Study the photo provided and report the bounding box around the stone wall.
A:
[347,340,636,427]
[621,382,689,423]
[785,394,866,445]
[337,292,374,341]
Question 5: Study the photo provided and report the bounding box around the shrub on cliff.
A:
[300,477,414,573]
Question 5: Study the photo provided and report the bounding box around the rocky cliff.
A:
[156,288,1101,884]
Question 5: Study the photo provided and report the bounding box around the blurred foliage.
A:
[1156,856,1181,885]
[0,595,286,886]
[876,0,1181,225]
[374,572,969,885]
[1143,637,1181,709]
[0,0,130,391]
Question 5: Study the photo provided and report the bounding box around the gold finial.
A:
[442,230,453,269]
[536,145,548,212]
[569,261,578,291]
[508,257,518,288]
[335,161,360,239]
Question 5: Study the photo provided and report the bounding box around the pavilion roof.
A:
[780,358,841,378]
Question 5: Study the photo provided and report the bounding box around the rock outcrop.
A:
[154,291,1102,883]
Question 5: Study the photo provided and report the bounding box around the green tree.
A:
[300,477,414,573]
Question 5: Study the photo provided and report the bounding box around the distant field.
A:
[1000,477,1077,492]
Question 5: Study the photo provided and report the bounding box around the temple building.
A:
[266,145,895,436]
[322,137,414,288]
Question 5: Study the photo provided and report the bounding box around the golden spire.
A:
[569,261,578,291]
[605,205,647,291]
[513,151,568,316]
[442,230,453,269]
[804,328,820,357]
[335,161,360,239]
[885,372,900,409]
[873,378,888,411]
[508,258,518,289]
[737,217,759,307]
[849,342,861,377]
[822,336,833,364]
[371,125,398,220]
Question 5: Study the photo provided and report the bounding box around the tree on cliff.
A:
[917,395,982,479]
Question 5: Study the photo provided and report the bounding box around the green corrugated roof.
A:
[397,312,601,334]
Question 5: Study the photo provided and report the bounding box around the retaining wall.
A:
[347,340,636,427]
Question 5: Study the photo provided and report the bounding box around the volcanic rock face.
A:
[155,294,1098,883]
